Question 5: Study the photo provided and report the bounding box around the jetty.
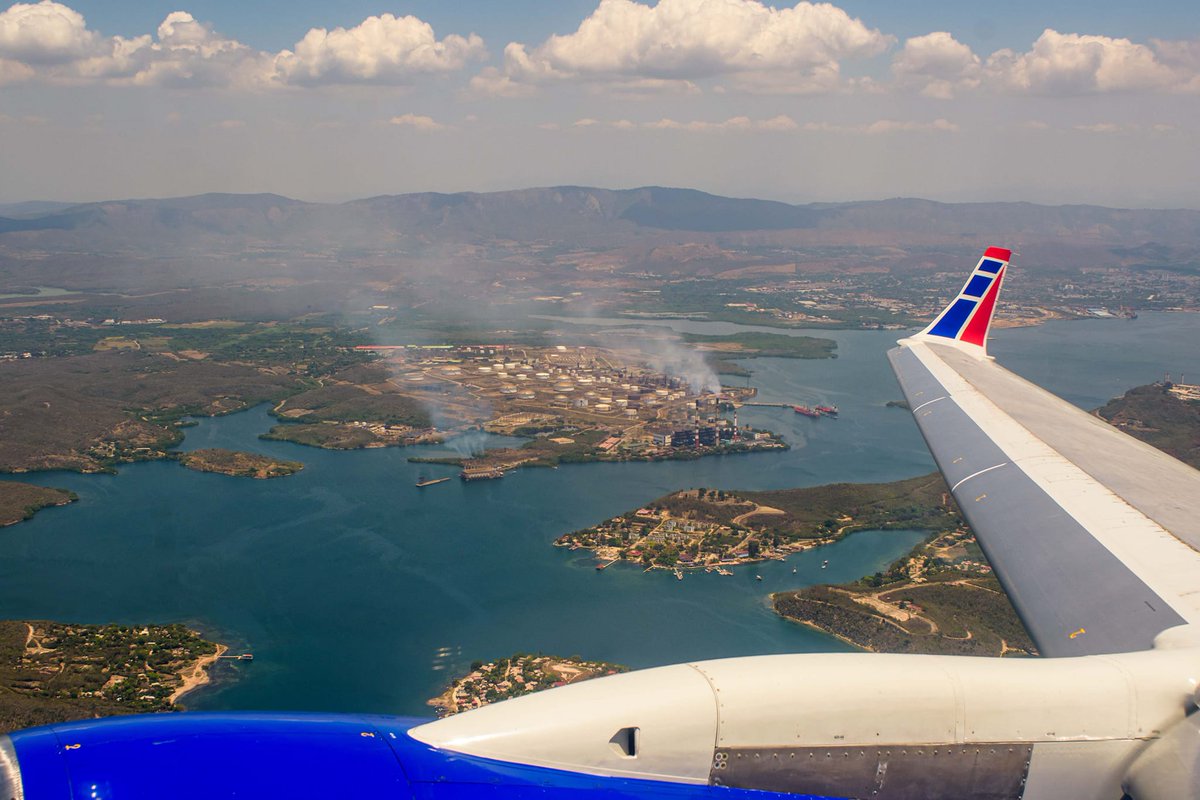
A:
[415,474,448,489]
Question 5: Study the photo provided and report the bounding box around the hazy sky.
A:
[2,0,1198,207]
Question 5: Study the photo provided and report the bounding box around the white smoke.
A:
[444,429,491,456]
[632,331,722,395]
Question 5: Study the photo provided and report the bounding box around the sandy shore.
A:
[170,643,228,705]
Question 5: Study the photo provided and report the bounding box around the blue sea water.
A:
[0,313,1196,715]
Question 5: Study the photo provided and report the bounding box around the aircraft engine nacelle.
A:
[1123,711,1200,800]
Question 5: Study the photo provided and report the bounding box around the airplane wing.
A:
[889,248,1200,657]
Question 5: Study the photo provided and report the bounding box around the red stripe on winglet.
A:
[960,266,1005,346]
[984,247,1011,261]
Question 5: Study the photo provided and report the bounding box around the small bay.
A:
[0,312,1195,715]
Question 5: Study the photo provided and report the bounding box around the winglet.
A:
[916,247,1011,356]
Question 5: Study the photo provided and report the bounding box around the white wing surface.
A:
[889,248,1200,657]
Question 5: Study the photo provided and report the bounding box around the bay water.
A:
[1,312,1196,715]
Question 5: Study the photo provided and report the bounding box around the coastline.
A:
[170,642,228,706]
[775,607,874,652]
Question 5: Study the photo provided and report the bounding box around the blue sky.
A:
[61,0,1200,56]
[1,0,1198,206]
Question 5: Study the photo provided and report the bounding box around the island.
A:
[772,530,1036,657]
[557,473,958,570]
[175,448,304,479]
[427,653,628,717]
[0,481,78,527]
[680,330,837,376]
[0,621,228,733]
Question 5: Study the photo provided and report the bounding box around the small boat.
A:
[821,560,829,569]
[674,568,683,581]
[416,476,452,488]
[755,574,763,581]
[792,567,797,574]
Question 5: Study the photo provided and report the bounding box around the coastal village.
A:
[427,654,627,717]
[557,475,963,573]
[558,489,826,571]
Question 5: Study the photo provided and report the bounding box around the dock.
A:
[416,477,452,488]
[595,559,619,571]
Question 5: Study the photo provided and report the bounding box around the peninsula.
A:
[0,481,77,527]
[772,529,1036,657]
[428,653,627,717]
[0,621,226,733]
[558,473,958,570]
[176,448,303,479]
[1097,381,1200,469]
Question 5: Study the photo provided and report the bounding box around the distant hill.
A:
[1,187,1198,296]
[2,186,1198,247]
[0,201,76,219]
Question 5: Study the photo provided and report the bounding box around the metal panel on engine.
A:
[710,744,1033,799]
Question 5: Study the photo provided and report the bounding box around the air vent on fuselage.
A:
[609,727,639,758]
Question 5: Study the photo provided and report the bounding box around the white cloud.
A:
[211,118,245,129]
[1074,122,1125,133]
[0,56,34,84]
[0,1,95,65]
[892,32,980,98]
[986,30,1181,94]
[388,113,448,131]
[861,118,958,134]
[797,118,958,134]
[270,14,485,86]
[475,0,892,95]
[636,115,797,131]
[556,114,952,134]
[0,2,484,88]
[891,28,1200,96]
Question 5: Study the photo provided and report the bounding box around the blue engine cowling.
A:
[1,712,831,799]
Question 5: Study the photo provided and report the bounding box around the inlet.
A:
[609,727,639,758]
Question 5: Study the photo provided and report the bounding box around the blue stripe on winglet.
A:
[963,274,992,297]
[927,298,977,339]
[977,259,1003,274]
